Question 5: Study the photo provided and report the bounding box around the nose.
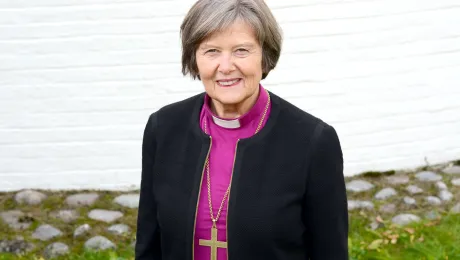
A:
[218,53,234,74]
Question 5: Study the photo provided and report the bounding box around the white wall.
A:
[1,0,459,191]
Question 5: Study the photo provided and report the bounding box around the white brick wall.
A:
[1,0,459,191]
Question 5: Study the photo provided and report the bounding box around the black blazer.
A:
[135,91,348,260]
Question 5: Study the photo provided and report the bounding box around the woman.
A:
[135,0,348,259]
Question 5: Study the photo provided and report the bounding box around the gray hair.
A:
[180,0,283,80]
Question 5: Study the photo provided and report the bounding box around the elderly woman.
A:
[135,0,348,259]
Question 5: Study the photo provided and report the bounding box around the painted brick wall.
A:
[1,0,459,191]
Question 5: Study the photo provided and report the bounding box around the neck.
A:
[210,87,260,119]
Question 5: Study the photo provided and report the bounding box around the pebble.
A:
[451,203,460,214]
[84,236,116,251]
[425,211,440,220]
[88,209,123,223]
[31,224,63,241]
[415,171,442,182]
[0,239,35,254]
[403,196,416,205]
[425,196,442,206]
[375,187,397,200]
[0,210,32,230]
[346,180,374,192]
[442,165,460,175]
[114,194,140,209]
[435,181,448,190]
[385,175,410,185]
[108,224,130,235]
[392,214,421,226]
[406,185,423,194]
[44,242,69,259]
[451,178,460,186]
[439,190,453,201]
[379,203,397,214]
[65,193,99,207]
[74,224,91,238]
[50,210,79,223]
[14,190,47,205]
[347,200,374,211]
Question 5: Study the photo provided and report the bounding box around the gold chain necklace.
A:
[203,89,271,228]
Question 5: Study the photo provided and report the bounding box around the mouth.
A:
[216,78,242,87]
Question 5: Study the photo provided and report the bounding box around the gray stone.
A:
[0,210,32,230]
[88,209,123,223]
[403,196,416,205]
[14,190,47,205]
[114,194,140,209]
[425,196,442,206]
[385,175,410,185]
[84,236,116,251]
[347,200,374,211]
[425,211,440,220]
[439,190,453,201]
[65,193,99,207]
[435,181,448,190]
[346,180,374,192]
[44,242,69,259]
[392,214,421,226]
[415,171,442,182]
[375,187,397,200]
[74,224,91,238]
[369,221,384,230]
[50,210,79,223]
[0,239,35,254]
[451,178,460,186]
[379,203,397,214]
[108,224,130,235]
[406,185,423,194]
[451,203,460,214]
[32,224,62,241]
[442,165,460,175]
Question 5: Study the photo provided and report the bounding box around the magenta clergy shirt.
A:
[194,85,271,260]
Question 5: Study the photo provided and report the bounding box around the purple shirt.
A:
[195,85,271,260]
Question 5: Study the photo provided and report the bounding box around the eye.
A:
[205,49,218,54]
[235,48,249,53]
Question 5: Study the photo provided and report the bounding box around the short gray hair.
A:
[180,0,283,80]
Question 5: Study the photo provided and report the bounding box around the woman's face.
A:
[196,20,263,112]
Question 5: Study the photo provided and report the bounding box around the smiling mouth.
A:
[216,78,241,87]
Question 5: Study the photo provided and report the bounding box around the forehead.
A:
[200,20,258,45]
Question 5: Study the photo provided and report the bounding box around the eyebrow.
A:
[199,42,255,49]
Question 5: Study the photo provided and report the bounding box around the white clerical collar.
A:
[211,115,241,129]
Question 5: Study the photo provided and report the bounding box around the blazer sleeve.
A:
[135,113,162,259]
[304,123,349,260]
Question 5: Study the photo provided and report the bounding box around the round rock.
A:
[88,209,123,223]
[114,194,140,209]
[385,175,409,185]
[50,210,79,223]
[425,196,442,206]
[403,196,416,205]
[425,211,440,220]
[65,193,99,207]
[451,203,460,214]
[347,200,374,211]
[392,214,421,226]
[415,171,442,182]
[442,165,460,175]
[0,239,35,254]
[108,224,130,235]
[14,190,47,205]
[435,181,448,190]
[379,203,397,214]
[346,180,374,192]
[74,224,91,238]
[406,185,423,194]
[451,178,460,186]
[84,236,116,251]
[44,242,69,259]
[439,190,453,201]
[0,210,32,230]
[32,224,62,241]
[375,187,397,200]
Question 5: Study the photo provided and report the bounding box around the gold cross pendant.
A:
[199,224,227,260]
